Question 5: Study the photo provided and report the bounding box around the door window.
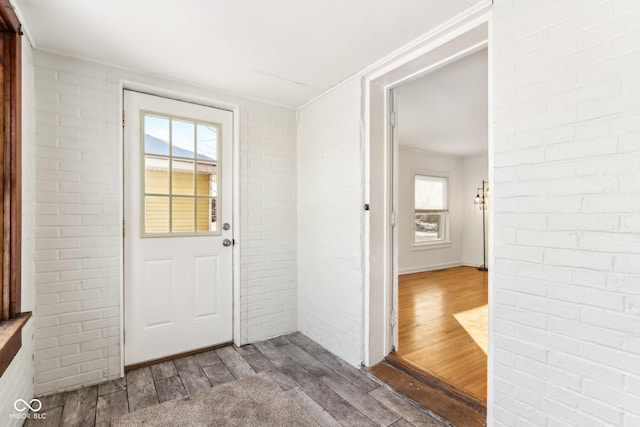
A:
[142,112,220,235]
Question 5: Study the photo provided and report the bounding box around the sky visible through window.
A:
[145,115,218,161]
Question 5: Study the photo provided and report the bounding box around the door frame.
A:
[118,82,241,375]
[363,4,494,421]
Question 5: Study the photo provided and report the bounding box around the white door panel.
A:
[124,90,233,365]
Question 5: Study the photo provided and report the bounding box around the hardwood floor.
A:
[27,333,449,427]
[393,266,488,405]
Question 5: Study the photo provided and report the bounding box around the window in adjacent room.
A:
[414,174,448,244]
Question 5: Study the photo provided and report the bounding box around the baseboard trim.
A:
[461,261,483,268]
[398,262,463,275]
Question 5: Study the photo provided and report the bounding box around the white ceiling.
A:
[395,48,488,157]
[15,0,482,107]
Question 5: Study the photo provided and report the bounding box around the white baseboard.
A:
[462,261,485,268]
[398,261,463,275]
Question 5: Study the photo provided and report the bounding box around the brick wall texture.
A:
[297,79,365,366]
[32,51,297,395]
[492,1,640,426]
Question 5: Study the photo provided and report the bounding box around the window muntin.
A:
[414,175,448,243]
[142,112,220,236]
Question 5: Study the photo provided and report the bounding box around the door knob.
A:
[222,239,231,247]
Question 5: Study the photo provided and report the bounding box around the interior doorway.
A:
[388,48,489,407]
[365,15,492,423]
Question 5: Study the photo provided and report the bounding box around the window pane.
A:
[415,175,447,210]
[145,156,169,194]
[172,197,195,232]
[196,163,217,196]
[171,119,195,157]
[415,213,443,242]
[197,198,217,232]
[141,114,221,236]
[197,124,218,161]
[144,115,170,155]
[145,196,170,233]
[171,159,195,195]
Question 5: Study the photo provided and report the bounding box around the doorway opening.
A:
[388,47,489,408]
[365,16,491,424]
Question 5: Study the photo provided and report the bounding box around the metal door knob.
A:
[222,239,232,247]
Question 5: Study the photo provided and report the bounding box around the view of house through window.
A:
[143,113,220,235]
[414,174,448,243]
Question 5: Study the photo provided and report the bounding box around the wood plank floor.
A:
[368,363,486,427]
[394,266,488,404]
[27,333,451,427]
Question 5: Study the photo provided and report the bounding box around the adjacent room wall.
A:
[493,2,640,426]
[297,78,364,366]
[396,148,488,273]
[0,38,36,425]
[32,50,297,395]
[397,147,464,273]
[461,152,488,267]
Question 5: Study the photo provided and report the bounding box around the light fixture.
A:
[474,180,488,271]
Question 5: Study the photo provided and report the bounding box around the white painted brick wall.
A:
[240,105,298,343]
[33,50,297,395]
[0,321,35,426]
[33,53,121,395]
[493,1,640,426]
[0,38,36,426]
[297,79,364,366]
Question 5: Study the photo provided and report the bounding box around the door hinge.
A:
[391,211,397,227]
[122,219,125,237]
[390,310,397,328]
[122,110,125,127]
[391,110,396,128]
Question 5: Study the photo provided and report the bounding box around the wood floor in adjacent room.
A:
[392,266,488,405]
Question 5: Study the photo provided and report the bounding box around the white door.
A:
[124,90,233,366]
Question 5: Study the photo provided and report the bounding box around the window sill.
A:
[411,241,452,251]
[0,312,32,378]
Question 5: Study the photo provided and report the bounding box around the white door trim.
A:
[362,6,494,424]
[118,81,242,375]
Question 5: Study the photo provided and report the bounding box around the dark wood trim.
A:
[0,311,30,376]
[1,31,7,320]
[368,362,486,427]
[387,352,487,414]
[124,342,233,372]
[0,0,25,379]
[0,0,20,33]
[9,30,20,318]
[0,0,21,322]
